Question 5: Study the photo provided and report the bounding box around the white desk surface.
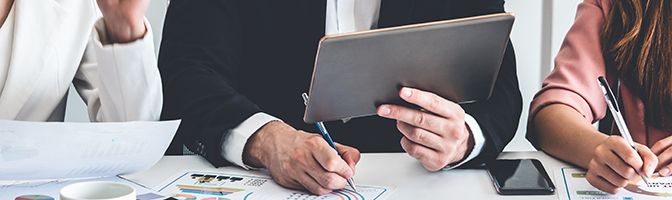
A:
[124,151,573,199]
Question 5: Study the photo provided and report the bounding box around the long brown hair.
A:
[602,0,672,130]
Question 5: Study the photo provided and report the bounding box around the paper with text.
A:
[558,167,672,200]
[0,120,180,180]
[156,170,392,200]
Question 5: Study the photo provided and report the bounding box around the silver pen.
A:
[597,76,651,186]
[301,93,358,191]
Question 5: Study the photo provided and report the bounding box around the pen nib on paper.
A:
[641,177,651,187]
[301,92,359,192]
[348,178,358,192]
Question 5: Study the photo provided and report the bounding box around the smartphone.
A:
[486,159,555,195]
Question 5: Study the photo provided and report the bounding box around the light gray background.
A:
[64,0,583,152]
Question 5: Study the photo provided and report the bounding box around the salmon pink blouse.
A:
[529,0,671,147]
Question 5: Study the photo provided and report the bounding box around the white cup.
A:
[60,181,136,200]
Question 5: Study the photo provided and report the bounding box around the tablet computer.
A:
[304,13,515,123]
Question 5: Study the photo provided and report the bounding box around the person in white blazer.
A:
[0,0,161,122]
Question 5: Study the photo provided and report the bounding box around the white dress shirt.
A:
[221,0,485,169]
[0,3,15,95]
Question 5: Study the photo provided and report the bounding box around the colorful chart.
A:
[14,195,54,200]
[200,197,231,200]
[560,167,672,200]
[158,171,390,200]
[173,193,235,200]
[178,184,244,196]
[623,174,672,197]
[333,189,366,200]
[159,171,256,200]
[252,186,387,200]
[190,174,244,184]
[176,194,197,200]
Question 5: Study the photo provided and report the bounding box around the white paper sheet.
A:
[558,167,672,200]
[0,120,180,180]
[0,176,165,200]
[155,170,392,200]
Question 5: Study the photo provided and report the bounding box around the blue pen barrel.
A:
[316,122,338,149]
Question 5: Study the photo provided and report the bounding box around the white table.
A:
[124,151,573,199]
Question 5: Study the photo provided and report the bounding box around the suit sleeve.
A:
[459,42,523,168]
[158,0,259,167]
[74,18,162,122]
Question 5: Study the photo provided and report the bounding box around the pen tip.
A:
[348,178,357,192]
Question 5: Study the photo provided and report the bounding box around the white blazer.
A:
[0,0,162,122]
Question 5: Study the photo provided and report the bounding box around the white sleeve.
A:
[442,114,486,170]
[74,18,162,122]
[221,112,281,169]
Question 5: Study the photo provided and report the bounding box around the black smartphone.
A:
[486,159,555,195]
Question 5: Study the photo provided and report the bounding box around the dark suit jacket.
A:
[159,0,522,168]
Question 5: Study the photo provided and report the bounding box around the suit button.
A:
[196,142,206,156]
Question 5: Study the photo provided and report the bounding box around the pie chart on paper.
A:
[14,195,55,200]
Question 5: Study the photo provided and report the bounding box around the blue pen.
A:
[302,93,357,192]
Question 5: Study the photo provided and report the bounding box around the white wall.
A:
[64,1,169,122]
[502,0,580,151]
[65,0,584,152]
[552,0,582,70]
[502,0,544,151]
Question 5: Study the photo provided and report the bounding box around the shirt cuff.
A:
[220,113,281,170]
[443,114,486,170]
[93,18,152,46]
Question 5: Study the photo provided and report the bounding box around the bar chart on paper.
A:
[559,168,672,200]
[156,171,390,200]
[267,186,387,200]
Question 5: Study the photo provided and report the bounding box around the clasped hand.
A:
[96,0,149,43]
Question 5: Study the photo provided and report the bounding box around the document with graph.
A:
[0,120,181,180]
[156,170,391,200]
[558,167,672,199]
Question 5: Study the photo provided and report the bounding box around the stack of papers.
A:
[0,120,180,180]
[0,120,395,200]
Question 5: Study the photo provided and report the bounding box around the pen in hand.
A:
[597,76,651,187]
[301,93,358,192]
